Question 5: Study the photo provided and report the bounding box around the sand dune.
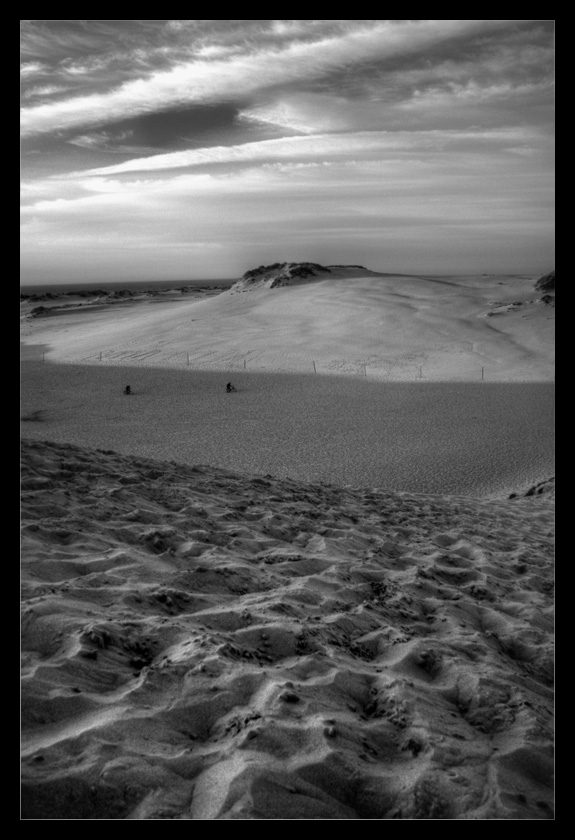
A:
[21,440,554,820]
[20,268,554,381]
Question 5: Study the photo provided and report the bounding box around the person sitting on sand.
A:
[226,382,236,393]
[124,385,132,395]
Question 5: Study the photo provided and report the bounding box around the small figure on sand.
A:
[226,382,236,393]
[124,385,132,395]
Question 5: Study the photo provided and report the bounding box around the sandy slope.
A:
[20,269,554,381]
[21,440,554,820]
[20,267,554,819]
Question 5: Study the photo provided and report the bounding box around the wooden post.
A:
[244,359,246,370]
[42,352,45,362]
[419,366,422,379]
[364,365,367,377]
[313,360,317,374]
[187,353,190,367]
[482,367,484,381]
[99,351,102,361]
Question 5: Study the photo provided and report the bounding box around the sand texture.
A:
[20,362,554,499]
[21,267,554,818]
[21,439,554,820]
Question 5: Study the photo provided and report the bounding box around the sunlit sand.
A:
[21,267,554,381]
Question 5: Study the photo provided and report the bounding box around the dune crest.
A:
[21,439,554,820]
[232,262,374,292]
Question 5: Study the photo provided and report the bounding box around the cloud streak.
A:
[22,20,541,138]
[62,125,548,181]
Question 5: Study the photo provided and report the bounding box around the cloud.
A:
[59,56,113,76]
[20,148,554,282]
[238,97,337,134]
[22,20,541,138]
[20,61,48,78]
[19,22,554,282]
[21,100,554,283]
[22,84,70,100]
[193,44,242,59]
[63,125,544,179]
[165,20,211,32]
[232,30,554,138]
[67,129,135,150]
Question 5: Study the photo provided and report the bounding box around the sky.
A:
[20,20,555,284]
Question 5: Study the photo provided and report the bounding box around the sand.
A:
[21,440,554,819]
[20,362,553,499]
[20,269,554,381]
[20,268,554,819]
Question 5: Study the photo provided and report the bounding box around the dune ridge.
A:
[20,268,554,382]
[232,262,375,291]
[21,439,554,820]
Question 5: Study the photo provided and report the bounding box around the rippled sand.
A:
[21,440,554,819]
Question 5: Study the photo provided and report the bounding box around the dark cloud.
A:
[76,103,247,151]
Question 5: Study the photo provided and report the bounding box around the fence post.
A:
[482,367,484,381]
[313,360,316,374]
[187,353,190,367]
[99,351,102,361]
[244,359,246,370]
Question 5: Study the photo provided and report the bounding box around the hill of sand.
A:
[21,265,554,819]
[20,266,554,381]
[21,439,554,820]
